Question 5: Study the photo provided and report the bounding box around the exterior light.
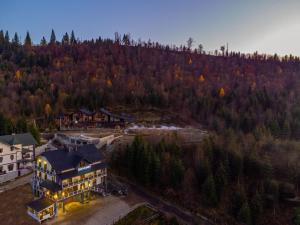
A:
[62,192,65,196]
[89,183,92,187]
[46,191,50,195]
[38,159,41,163]
[43,161,47,165]
[54,194,58,199]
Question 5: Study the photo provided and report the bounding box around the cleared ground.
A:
[0,181,144,225]
[0,184,38,225]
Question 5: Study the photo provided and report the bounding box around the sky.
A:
[1,0,300,56]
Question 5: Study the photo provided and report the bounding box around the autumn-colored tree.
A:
[219,87,225,97]
[198,74,205,82]
[44,103,52,118]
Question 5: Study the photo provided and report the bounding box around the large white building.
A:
[0,133,37,183]
[28,144,107,223]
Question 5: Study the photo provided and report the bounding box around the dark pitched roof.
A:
[99,108,133,121]
[76,144,104,162]
[41,150,82,172]
[40,180,62,192]
[27,198,54,212]
[41,144,104,173]
[0,133,37,146]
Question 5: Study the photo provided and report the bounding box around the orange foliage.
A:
[44,104,52,117]
[15,70,22,80]
[219,87,225,97]
[198,75,205,82]
[106,79,112,87]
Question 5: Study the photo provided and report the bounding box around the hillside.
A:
[0,32,300,138]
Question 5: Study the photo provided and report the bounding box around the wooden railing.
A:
[61,172,106,188]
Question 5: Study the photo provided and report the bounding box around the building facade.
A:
[0,133,37,183]
[27,144,107,223]
[55,107,133,129]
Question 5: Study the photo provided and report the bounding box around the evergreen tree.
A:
[231,187,247,218]
[70,30,76,44]
[12,32,20,45]
[50,29,56,44]
[40,36,47,45]
[62,32,69,45]
[149,153,161,186]
[170,158,184,188]
[4,31,9,43]
[196,158,211,184]
[202,175,218,207]
[238,202,252,225]
[293,208,300,225]
[0,30,4,45]
[24,31,32,46]
[215,163,228,199]
[250,192,264,224]
[28,123,40,144]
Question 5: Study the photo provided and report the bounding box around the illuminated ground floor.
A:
[27,191,93,223]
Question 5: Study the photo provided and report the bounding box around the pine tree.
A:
[250,192,264,224]
[62,32,69,45]
[70,30,76,44]
[28,123,40,144]
[238,202,252,225]
[293,208,300,225]
[40,36,47,45]
[150,153,161,186]
[12,32,20,45]
[215,163,228,199]
[4,31,9,43]
[170,158,184,188]
[50,29,56,44]
[24,31,32,46]
[202,175,218,207]
[0,30,4,45]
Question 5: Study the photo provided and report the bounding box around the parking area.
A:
[47,194,144,225]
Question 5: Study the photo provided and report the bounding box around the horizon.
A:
[1,0,300,56]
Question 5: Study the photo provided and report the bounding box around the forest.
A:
[1,29,300,224]
[0,29,300,139]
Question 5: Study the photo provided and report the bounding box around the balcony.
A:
[47,187,93,201]
[61,172,106,188]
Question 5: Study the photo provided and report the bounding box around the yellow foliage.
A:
[44,104,52,117]
[106,79,112,87]
[198,75,205,82]
[15,70,22,80]
[219,88,225,97]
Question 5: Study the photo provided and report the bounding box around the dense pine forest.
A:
[2,29,300,224]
